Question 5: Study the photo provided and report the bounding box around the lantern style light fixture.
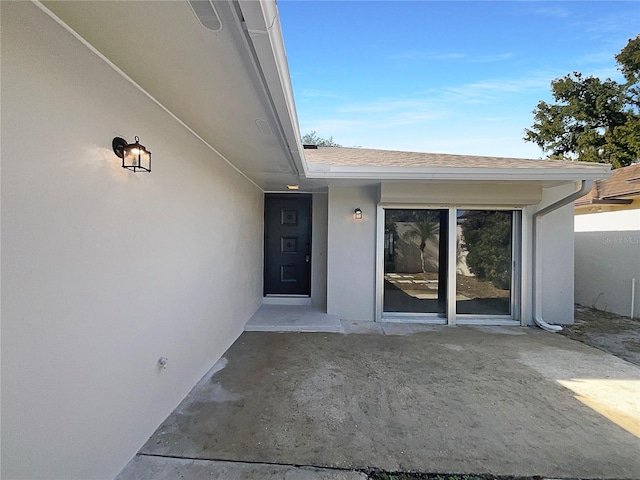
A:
[354,208,363,220]
[112,136,151,172]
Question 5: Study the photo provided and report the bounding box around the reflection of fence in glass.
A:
[385,210,441,274]
[384,209,447,314]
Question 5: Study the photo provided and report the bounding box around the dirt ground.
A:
[119,309,640,480]
[372,308,640,480]
[560,305,640,366]
[370,306,640,480]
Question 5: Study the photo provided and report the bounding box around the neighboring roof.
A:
[302,147,612,183]
[575,163,640,206]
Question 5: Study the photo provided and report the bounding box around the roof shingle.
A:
[576,163,640,204]
[304,146,609,170]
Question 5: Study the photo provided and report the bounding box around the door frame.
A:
[376,204,522,325]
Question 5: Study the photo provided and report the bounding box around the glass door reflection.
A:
[456,210,512,316]
[384,209,448,315]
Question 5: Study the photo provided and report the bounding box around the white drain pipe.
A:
[631,278,636,320]
[532,180,593,332]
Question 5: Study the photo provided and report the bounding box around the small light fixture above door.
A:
[354,208,363,220]
[112,136,151,172]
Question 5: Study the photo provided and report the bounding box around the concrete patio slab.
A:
[132,327,640,478]
[116,456,366,480]
[246,305,342,333]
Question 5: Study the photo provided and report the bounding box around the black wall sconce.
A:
[112,136,151,172]
[354,208,363,220]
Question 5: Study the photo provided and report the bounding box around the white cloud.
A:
[295,68,560,155]
[302,101,443,134]
[348,129,545,159]
[470,53,516,63]
[389,50,466,61]
[390,51,515,63]
[411,69,559,105]
[296,88,349,100]
[526,5,571,19]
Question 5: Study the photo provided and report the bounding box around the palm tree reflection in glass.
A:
[402,212,440,274]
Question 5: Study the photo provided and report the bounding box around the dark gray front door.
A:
[264,194,312,296]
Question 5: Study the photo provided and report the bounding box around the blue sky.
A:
[278,1,640,158]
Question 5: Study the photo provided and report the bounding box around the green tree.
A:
[301,131,341,147]
[524,35,640,168]
[402,212,439,274]
[460,211,512,290]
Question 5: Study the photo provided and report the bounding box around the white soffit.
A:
[39,0,304,191]
[188,0,222,32]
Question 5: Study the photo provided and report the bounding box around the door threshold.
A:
[382,316,447,325]
[456,318,520,326]
[381,315,520,326]
[263,296,312,306]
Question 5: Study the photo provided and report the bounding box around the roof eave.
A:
[303,164,613,182]
[240,0,306,178]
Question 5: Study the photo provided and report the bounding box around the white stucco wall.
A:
[311,193,328,309]
[574,210,640,316]
[530,183,579,325]
[326,182,580,325]
[1,3,263,479]
[326,185,378,320]
[575,209,640,232]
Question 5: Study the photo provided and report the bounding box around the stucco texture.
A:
[1,3,262,479]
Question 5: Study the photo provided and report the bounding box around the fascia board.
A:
[303,164,612,182]
[240,0,307,177]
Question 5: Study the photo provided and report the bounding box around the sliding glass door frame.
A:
[376,204,522,325]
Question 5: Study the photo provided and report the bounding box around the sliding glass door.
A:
[384,209,448,316]
[382,207,519,322]
[456,210,513,316]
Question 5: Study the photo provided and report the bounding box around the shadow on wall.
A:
[575,230,640,317]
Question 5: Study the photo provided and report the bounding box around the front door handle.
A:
[306,255,310,263]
